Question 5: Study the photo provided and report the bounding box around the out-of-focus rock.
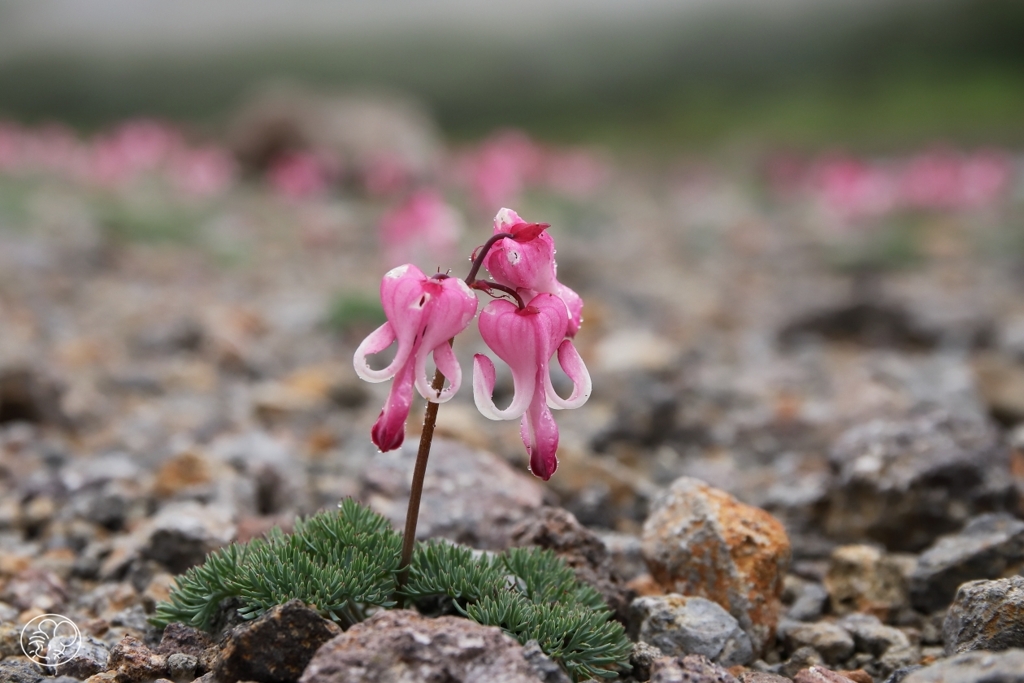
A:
[783,575,829,622]
[838,614,919,678]
[778,620,856,665]
[825,409,1015,552]
[630,641,664,682]
[642,477,791,654]
[214,600,340,683]
[139,501,236,574]
[910,513,1024,613]
[0,366,68,427]
[522,639,571,683]
[228,85,441,182]
[631,594,755,667]
[508,506,634,623]
[0,658,44,683]
[903,649,1024,683]
[943,576,1024,655]
[105,634,169,682]
[973,352,1024,425]
[824,545,910,620]
[648,653,740,683]
[298,609,545,683]
[360,437,545,550]
[52,635,109,679]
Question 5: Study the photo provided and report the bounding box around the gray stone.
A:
[910,513,1024,613]
[783,576,829,622]
[140,501,236,574]
[904,649,1024,683]
[599,530,648,582]
[360,437,545,550]
[838,613,920,677]
[0,658,44,683]
[825,410,1015,552]
[738,673,792,683]
[778,646,825,680]
[778,619,855,665]
[166,652,198,681]
[51,635,109,679]
[649,654,740,683]
[824,544,911,620]
[631,641,664,682]
[522,639,571,683]
[943,575,1024,655]
[631,594,755,667]
[884,666,924,683]
[299,609,545,683]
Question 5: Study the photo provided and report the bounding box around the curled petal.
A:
[522,387,559,480]
[553,282,584,337]
[545,339,592,410]
[414,341,462,404]
[473,354,533,420]
[370,362,415,452]
[352,322,398,383]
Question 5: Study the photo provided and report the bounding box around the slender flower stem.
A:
[465,232,512,284]
[470,279,527,309]
[398,358,447,587]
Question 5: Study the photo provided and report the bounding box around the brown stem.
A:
[465,232,512,284]
[470,279,527,309]
[397,360,447,588]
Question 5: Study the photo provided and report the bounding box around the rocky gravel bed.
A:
[3,150,1024,683]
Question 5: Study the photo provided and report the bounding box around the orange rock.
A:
[642,477,791,655]
[152,450,213,498]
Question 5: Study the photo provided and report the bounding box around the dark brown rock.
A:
[214,600,341,683]
[943,576,1024,655]
[298,609,545,683]
[106,634,169,682]
[509,506,635,623]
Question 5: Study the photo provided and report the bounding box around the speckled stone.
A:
[642,477,791,655]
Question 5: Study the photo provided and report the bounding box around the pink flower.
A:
[268,151,336,200]
[473,293,591,480]
[353,264,478,452]
[379,189,463,268]
[483,208,584,336]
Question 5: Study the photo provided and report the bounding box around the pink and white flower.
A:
[483,208,584,336]
[473,293,591,480]
[353,264,478,452]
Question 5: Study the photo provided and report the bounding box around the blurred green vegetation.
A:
[0,0,1023,150]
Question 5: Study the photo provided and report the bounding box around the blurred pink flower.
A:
[267,151,335,200]
[169,146,237,198]
[363,152,411,197]
[541,148,609,198]
[461,129,542,211]
[379,189,463,268]
[814,156,896,219]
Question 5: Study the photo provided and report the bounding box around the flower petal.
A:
[545,339,592,410]
[352,322,398,383]
[473,353,533,420]
[370,362,416,452]
[522,386,559,480]
[414,341,462,403]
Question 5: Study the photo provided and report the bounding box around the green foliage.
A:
[325,292,387,334]
[151,500,631,681]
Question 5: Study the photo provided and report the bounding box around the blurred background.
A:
[2,0,1024,148]
[2,0,1024,541]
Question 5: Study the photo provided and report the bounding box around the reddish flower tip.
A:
[371,409,405,452]
[510,222,550,243]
